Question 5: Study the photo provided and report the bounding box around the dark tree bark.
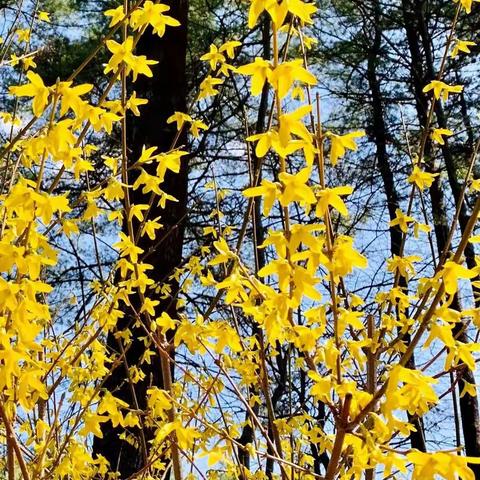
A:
[400,0,480,471]
[364,0,427,452]
[237,14,273,477]
[93,0,189,477]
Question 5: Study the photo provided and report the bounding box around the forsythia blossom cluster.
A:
[0,0,480,478]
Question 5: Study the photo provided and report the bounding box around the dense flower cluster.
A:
[0,0,479,478]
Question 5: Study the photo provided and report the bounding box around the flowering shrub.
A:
[1,0,480,478]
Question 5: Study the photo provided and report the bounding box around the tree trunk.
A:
[365,0,427,452]
[400,0,480,470]
[93,0,189,476]
[237,14,273,477]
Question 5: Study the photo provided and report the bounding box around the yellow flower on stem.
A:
[431,128,453,145]
[327,130,365,166]
[422,80,463,101]
[389,208,415,233]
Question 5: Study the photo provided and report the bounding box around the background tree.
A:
[2,0,480,479]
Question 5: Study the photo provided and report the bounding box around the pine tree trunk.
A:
[238,14,273,476]
[400,0,480,471]
[365,0,427,452]
[93,0,189,476]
